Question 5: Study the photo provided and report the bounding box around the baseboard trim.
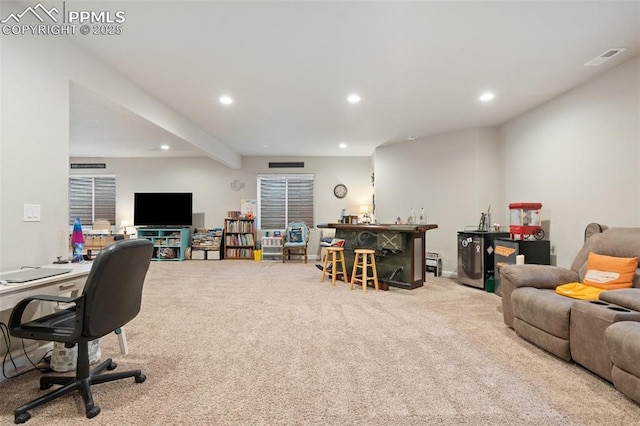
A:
[1,343,53,382]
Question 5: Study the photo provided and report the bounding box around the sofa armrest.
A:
[600,288,640,312]
[501,264,579,290]
[500,264,579,328]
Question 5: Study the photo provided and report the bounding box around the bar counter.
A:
[317,223,438,290]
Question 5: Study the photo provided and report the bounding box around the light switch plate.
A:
[23,204,41,222]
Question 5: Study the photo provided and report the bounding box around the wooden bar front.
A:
[318,223,438,290]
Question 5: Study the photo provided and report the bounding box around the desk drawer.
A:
[0,278,85,313]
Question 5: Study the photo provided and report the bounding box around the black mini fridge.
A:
[493,238,551,296]
[457,231,509,289]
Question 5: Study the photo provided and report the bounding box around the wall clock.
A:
[333,184,348,199]
[230,179,245,191]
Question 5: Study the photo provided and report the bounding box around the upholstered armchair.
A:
[282,221,310,263]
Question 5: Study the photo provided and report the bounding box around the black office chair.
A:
[9,238,154,424]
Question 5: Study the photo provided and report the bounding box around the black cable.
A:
[1,321,19,379]
[1,321,50,378]
[21,338,50,373]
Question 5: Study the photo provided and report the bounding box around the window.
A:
[68,176,116,227]
[258,174,314,229]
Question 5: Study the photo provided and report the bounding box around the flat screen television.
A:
[134,192,193,227]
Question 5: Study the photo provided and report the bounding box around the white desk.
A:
[0,262,128,354]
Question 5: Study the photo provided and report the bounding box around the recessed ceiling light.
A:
[479,92,495,102]
[407,135,417,141]
[347,94,361,104]
[160,144,170,150]
[219,95,233,105]
[339,143,347,149]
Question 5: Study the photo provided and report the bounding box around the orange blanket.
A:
[555,282,605,300]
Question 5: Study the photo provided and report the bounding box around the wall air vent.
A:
[584,48,626,66]
[70,163,106,169]
[268,162,304,168]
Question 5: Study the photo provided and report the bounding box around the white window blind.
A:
[258,174,314,229]
[69,176,116,226]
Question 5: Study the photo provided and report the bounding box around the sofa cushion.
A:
[599,288,640,311]
[512,288,574,339]
[571,232,604,275]
[513,318,572,361]
[610,366,640,406]
[583,252,637,289]
[607,322,640,404]
[570,301,640,382]
[605,321,640,380]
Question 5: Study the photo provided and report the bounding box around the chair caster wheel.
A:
[15,412,31,424]
[86,406,100,418]
[107,362,117,370]
[40,382,53,390]
[135,373,146,383]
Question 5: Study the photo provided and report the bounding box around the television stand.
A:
[137,227,190,261]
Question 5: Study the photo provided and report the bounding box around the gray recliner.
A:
[500,227,640,403]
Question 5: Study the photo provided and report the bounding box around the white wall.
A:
[373,56,639,275]
[0,26,239,270]
[2,18,638,277]
[374,128,502,273]
[500,56,640,268]
[1,36,72,270]
[70,155,372,259]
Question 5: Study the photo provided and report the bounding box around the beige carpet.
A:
[1,260,640,425]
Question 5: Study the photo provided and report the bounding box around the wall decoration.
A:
[230,179,245,191]
[333,184,348,199]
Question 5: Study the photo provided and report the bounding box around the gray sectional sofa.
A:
[500,227,640,404]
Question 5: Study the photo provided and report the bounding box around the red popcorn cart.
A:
[509,202,545,240]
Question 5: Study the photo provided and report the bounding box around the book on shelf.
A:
[225,220,255,233]
[225,248,253,258]
[225,234,255,247]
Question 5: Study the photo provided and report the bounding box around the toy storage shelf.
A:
[261,237,283,262]
[137,228,191,261]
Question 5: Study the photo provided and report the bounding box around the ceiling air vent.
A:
[269,162,304,168]
[584,48,626,66]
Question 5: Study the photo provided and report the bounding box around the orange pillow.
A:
[583,252,638,290]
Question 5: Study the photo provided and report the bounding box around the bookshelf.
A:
[223,218,255,259]
[191,229,223,260]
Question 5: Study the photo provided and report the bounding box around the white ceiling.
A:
[69,0,640,161]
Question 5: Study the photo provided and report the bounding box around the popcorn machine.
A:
[509,202,545,240]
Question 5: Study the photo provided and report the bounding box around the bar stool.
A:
[350,249,379,293]
[320,247,347,286]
